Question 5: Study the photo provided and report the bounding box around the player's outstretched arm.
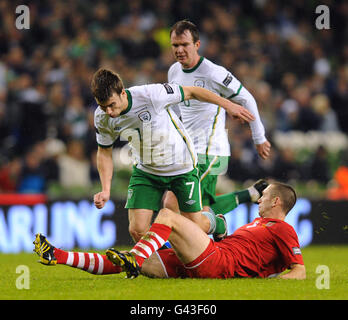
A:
[94,146,113,209]
[279,264,306,280]
[182,86,255,123]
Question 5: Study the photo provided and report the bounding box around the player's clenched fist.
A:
[94,191,110,209]
[256,140,272,160]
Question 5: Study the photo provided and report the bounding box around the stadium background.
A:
[0,0,347,252]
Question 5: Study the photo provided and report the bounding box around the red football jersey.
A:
[217,217,304,278]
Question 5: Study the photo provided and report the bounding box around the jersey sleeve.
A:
[272,223,304,268]
[209,65,242,99]
[210,65,266,145]
[94,108,119,148]
[167,66,182,118]
[146,83,185,114]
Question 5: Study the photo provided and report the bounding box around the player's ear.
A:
[272,196,280,208]
[195,40,201,50]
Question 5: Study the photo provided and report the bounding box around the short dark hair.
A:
[170,20,200,43]
[91,68,124,104]
[269,182,297,215]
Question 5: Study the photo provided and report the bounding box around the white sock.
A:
[202,210,216,234]
[248,186,260,202]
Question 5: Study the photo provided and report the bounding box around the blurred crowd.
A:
[0,0,348,196]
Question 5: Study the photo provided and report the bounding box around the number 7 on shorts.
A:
[185,181,195,199]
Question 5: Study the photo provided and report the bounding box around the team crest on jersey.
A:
[194,79,205,88]
[138,111,152,123]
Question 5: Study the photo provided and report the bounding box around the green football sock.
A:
[215,215,226,234]
[210,190,251,215]
[234,190,251,204]
[210,192,239,215]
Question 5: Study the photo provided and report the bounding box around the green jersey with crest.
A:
[94,83,197,176]
[168,57,266,156]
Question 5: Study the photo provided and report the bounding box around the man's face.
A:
[97,91,127,118]
[257,185,274,218]
[170,30,200,69]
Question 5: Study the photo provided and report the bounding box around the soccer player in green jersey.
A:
[91,68,254,242]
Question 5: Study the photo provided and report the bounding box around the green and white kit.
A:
[168,57,267,205]
[168,56,267,154]
[94,83,202,212]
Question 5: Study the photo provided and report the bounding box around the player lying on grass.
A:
[107,181,306,280]
[91,68,255,242]
[32,180,267,274]
[33,181,305,279]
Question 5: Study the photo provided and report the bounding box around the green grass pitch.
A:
[1,245,347,300]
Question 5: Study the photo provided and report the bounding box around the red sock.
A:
[130,223,172,267]
[54,248,122,275]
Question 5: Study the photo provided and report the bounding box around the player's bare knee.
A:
[156,208,176,226]
[129,225,147,242]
